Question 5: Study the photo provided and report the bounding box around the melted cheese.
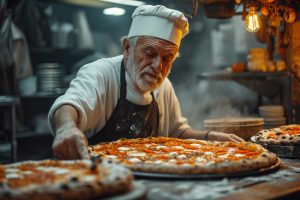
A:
[190,143,202,148]
[128,158,142,163]
[118,147,131,151]
[128,152,146,157]
[195,157,206,163]
[173,146,185,150]
[204,152,213,156]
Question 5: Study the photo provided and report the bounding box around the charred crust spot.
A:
[297,135,300,137]
[70,176,78,182]
[262,154,267,157]
[289,137,294,140]
[276,132,282,135]
[60,184,70,191]
[91,156,102,163]
[242,160,247,163]
[108,160,112,164]
[98,181,103,186]
[282,136,286,139]
[256,161,260,165]
[116,176,121,181]
[85,184,94,190]
[90,163,97,171]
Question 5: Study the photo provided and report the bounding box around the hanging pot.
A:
[199,0,236,19]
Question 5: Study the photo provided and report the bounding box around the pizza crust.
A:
[255,125,300,145]
[90,137,278,175]
[0,160,133,200]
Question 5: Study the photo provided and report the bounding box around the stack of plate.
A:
[37,63,65,94]
[259,105,286,128]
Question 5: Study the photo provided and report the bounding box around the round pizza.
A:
[89,137,278,174]
[0,159,133,200]
[255,124,300,145]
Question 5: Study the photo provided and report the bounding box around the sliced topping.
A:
[195,157,206,163]
[154,160,163,164]
[118,147,131,151]
[190,143,202,148]
[54,168,70,175]
[127,152,146,157]
[156,145,167,149]
[168,159,177,164]
[234,154,244,158]
[104,155,118,159]
[83,175,96,182]
[6,173,21,179]
[128,158,142,163]
[218,154,228,159]
[5,168,19,173]
[173,146,185,150]
[227,148,235,153]
[168,152,178,156]
[177,154,187,159]
[204,152,213,156]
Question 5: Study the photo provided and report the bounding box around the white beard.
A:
[125,53,166,93]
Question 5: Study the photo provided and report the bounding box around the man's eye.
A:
[163,56,173,62]
[144,51,155,57]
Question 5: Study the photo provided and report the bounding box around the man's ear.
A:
[122,37,130,61]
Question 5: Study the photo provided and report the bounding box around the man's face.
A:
[125,37,178,93]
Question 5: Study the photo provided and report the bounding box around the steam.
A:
[174,79,258,130]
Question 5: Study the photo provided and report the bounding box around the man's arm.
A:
[180,128,244,142]
[52,105,90,160]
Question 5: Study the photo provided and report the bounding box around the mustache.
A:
[141,67,163,81]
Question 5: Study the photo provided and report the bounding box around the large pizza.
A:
[254,124,300,145]
[89,137,278,174]
[0,159,133,200]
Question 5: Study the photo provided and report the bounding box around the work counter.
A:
[133,158,300,200]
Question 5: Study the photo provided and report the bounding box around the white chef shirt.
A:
[48,55,190,138]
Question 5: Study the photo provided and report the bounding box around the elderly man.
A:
[48,5,244,160]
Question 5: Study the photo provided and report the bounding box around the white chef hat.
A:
[128,5,189,47]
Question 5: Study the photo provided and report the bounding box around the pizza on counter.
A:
[0,159,133,200]
[255,124,300,145]
[89,137,278,174]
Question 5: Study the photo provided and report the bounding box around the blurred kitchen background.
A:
[1,0,300,163]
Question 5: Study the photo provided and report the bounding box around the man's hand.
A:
[207,131,245,143]
[52,126,90,160]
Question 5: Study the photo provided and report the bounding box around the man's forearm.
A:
[179,128,209,140]
[53,105,79,134]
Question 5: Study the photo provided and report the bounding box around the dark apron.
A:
[89,60,159,145]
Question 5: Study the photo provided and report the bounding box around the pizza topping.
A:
[90,137,277,174]
[173,146,185,150]
[127,152,146,157]
[204,152,213,156]
[234,154,244,158]
[190,143,202,148]
[156,145,167,149]
[118,147,131,151]
[128,158,142,163]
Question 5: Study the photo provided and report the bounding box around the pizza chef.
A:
[48,5,244,160]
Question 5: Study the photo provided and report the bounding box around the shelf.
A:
[197,71,290,99]
[197,71,288,81]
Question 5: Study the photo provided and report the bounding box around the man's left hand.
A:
[207,131,245,143]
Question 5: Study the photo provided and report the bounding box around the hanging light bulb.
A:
[245,7,262,32]
[235,0,242,3]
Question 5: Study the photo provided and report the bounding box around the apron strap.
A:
[120,60,126,100]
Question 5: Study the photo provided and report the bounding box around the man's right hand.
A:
[52,126,90,160]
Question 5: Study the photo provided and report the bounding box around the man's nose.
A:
[152,56,162,72]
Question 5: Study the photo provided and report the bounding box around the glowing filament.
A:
[245,7,262,32]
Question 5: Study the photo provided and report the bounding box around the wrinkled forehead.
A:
[136,36,179,53]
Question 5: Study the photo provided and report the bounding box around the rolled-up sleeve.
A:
[48,63,106,135]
